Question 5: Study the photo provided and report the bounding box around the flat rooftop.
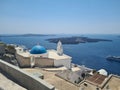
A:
[23,68,79,90]
[17,51,30,57]
[0,71,26,90]
[102,75,120,90]
[86,73,107,85]
[16,49,72,60]
[22,68,120,90]
[48,50,71,60]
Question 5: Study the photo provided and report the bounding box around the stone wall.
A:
[0,59,55,90]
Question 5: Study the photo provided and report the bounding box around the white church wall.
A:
[54,59,71,69]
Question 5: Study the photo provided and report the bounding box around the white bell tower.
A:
[57,40,63,56]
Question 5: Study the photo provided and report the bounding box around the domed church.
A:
[30,45,47,54]
[15,41,72,69]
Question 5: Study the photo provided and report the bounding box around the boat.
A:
[106,56,120,62]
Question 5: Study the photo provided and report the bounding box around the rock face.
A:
[0,42,6,56]
[0,42,17,65]
[47,37,112,44]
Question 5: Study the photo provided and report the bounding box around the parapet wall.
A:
[16,53,31,67]
[0,59,55,90]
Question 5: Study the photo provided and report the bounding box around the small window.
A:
[84,83,87,86]
[96,87,99,90]
[106,85,110,90]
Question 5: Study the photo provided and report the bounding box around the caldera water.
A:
[1,34,120,75]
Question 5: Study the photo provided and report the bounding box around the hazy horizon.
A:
[0,0,120,34]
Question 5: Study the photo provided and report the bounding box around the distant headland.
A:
[47,36,112,44]
[0,34,55,37]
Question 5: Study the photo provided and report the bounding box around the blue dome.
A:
[30,45,47,54]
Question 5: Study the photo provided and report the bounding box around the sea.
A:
[1,34,120,75]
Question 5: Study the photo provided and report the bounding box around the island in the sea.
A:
[0,34,55,37]
[47,36,112,44]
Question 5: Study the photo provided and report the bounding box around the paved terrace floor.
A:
[0,71,26,90]
[23,68,80,90]
[23,68,120,90]
[102,75,120,90]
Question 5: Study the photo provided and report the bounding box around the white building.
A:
[98,69,108,76]
[15,41,72,69]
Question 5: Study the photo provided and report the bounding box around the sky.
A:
[0,0,120,34]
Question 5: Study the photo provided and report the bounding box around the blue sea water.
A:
[1,34,120,75]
